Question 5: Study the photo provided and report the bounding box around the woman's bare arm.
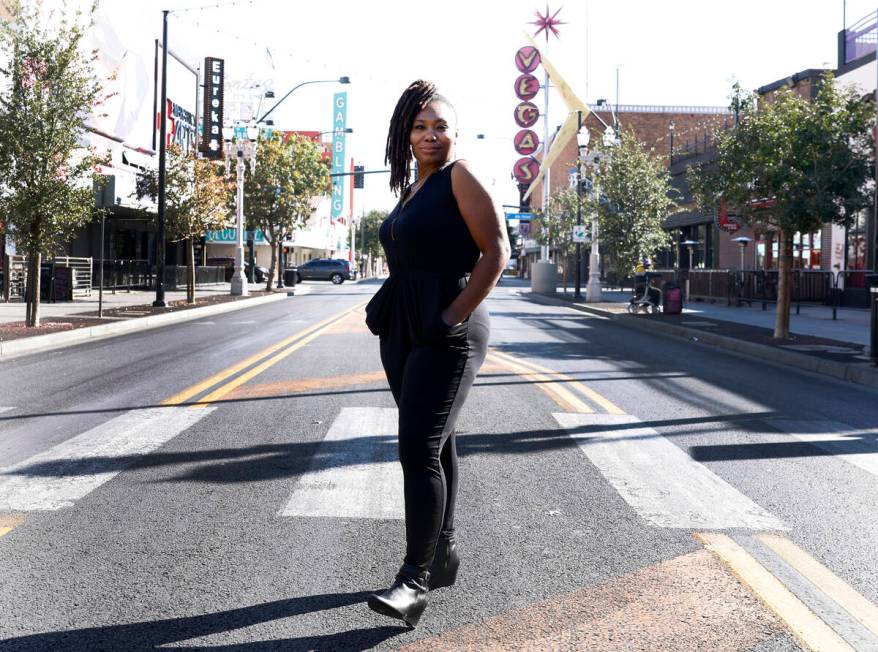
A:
[442,160,511,326]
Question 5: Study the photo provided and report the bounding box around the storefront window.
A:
[847,212,867,270]
[756,230,820,269]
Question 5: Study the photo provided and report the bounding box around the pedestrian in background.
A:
[364,79,511,627]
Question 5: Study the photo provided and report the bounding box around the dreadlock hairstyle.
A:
[385,79,456,196]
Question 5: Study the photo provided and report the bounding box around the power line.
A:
[170,0,269,14]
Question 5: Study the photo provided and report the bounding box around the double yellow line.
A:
[486,349,624,415]
[163,302,367,408]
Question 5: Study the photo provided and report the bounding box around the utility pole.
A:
[153,9,169,308]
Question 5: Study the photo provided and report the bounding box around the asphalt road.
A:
[0,278,876,651]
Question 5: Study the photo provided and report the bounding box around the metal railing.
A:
[94,259,153,291]
[53,256,93,298]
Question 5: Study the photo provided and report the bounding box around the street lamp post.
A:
[256,77,350,125]
[226,126,258,296]
[681,239,698,303]
[153,9,170,308]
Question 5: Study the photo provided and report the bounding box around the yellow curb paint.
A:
[696,532,854,652]
[162,302,367,407]
[757,534,878,639]
[486,352,592,413]
[0,513,25,538]
[490,349,626,415]
[194,307,364,407]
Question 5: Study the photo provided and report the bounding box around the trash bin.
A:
[663,283,683,314]
[283,267,298,287]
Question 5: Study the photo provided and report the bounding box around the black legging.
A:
[379,302,489,577]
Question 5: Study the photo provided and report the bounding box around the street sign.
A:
[572,225,587,243]
[505,212,535,221]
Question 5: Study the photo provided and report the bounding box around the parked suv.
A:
[290,258,356,284]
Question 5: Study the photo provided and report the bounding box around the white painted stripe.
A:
[231,320,258,325]
[0,407,214,511]
[281,407,402,519]
[0,407,13,414]
[554,413,786,530]
[771,419,878,479]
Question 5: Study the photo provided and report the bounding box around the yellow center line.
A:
[757,533,878,639]
[488,349,625,415]
[194,304,366,407]
[486,352,592,413]
[162,302,367,407]
[696,532,854,652]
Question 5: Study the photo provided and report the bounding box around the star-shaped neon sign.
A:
[532,4,564,41]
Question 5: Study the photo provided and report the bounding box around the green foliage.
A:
[689,75,873,338]
[136,144,233,242]
[589,133,676,275]
[358,209,387,260]
[242,133,330,244]
[0,0,106,256]
[531,187,580,260]
[690,77,873,234]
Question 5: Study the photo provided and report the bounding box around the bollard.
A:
[867,274,878,367]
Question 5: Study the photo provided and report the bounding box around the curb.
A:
[522,291,878,390]
[0,288,308,361]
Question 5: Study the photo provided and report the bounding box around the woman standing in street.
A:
[364,80,510,627]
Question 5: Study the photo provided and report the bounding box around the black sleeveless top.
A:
[365,161,480,342]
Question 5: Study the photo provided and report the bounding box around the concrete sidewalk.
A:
[0,283,246,323]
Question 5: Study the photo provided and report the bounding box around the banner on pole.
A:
[330,92,348,222]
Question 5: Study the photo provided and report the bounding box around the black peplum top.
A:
[364,161,480,344]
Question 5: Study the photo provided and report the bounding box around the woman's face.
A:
[409,100,456,170]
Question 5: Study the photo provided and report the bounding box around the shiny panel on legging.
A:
[379,302,489,576]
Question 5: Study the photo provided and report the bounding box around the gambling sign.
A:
[514,129,539,156]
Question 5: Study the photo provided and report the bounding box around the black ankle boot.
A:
[429,535,460,590]
[367,570,430,627]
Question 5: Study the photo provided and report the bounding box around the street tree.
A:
[356,209,387,277]
[243,133,329,291]
[532,188,580,292]
[0,1,107,326]
[136,145,233,303]
[690,77,872,339]
[588,133,675,281]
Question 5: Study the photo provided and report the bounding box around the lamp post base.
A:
[585,251,602,303]
[231,271,249,296]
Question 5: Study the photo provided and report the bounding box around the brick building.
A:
[521,104,732,276]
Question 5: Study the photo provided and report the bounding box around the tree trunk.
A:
[186,236,195,304]
[774,231,793,339]
[26,251,41,327]
[267,238,276,292]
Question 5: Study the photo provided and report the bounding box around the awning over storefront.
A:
[663,208,715,229]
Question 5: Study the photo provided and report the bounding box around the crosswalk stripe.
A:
[697,532,855,652]
[0,513,25,538]
[0,407,215,511]
[757,534,878,640]
[0,407,13,414]
[280,407,403,519]
[554,412,786,530]
[770,419,878,479]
